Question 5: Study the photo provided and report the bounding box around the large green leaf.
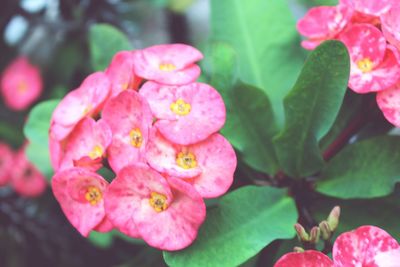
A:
[316,136,400,199]
[208,43,279,174]
[273,41,350,177]
[89,23,132,71]
[210,0,305,125]
[163,186,297,267]
[24,100,60,180]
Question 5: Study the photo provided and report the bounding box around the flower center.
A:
[176,151,197,169]
[17,81,28,93]
[170,99,191,116]
[159,63,176,71]
[85,186,102,206]
[82,104,93,116]
[129,128,143,148]
[149,192,168,212]
[88,145,104,160]
[357,58,373,73]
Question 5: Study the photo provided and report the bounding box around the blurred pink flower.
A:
[140,81,226,145]
[350,0,394,16]
[377,83,400,127]
[0,142,14,186]
[1,57,43,111]
[104,164,205,251]
[146,129,236,198]
[274,250,333,267]
[132,44,203,85]
[52,167,110,236]
[381,4,400,51]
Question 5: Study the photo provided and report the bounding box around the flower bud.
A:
[293,246,305,253]
[294,223,310,242]
[309,226,320,244]
[327,206,341,232]
[319,220,332,240]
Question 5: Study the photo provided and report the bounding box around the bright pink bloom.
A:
[140,81,226,145]
[1,57,43,111]
[106,51,142,98]
[297,2,353,50]
[52,167,110,236]
[333,225,399,266]
[59,118,112,171]
[11,149,46,197]
[50,72,110,141]
[104,164,206,251]
[339,23,400,93]
[376,84,400,127]
[274,250,333,267]
[101,90,153,173]
[146,130,236,198]
[0,142,14,186]
[381,4,400,51]
[350,0,393,16]
[132,44,203,85]
[49,134,64,171]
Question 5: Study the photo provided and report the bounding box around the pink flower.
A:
[381,4,400,51]
[132,44,203,85]
[59,117,112,171]
[106,51,142,98]
[1,57,43,111]
[146,129,236,198]
[11,148,46,197]
[297,2,353,50]
[104,164,206,251]
[274,250,333,267]
[52,167,110,236]
[339,23,400,93]
[50,72,110,141]
[0,142,14,186]
[376,84,400,127]
[350,0,394,16]
[140,81,226,145]
[101,90,153,173]
[333,225,399,266]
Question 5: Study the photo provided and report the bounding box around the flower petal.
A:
[377,83,400,127]
[274,250,333,267]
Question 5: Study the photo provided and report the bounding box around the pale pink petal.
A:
[0,57,43,111]
[52,167,108,237]
[381,4,400,51]
[59,118,112,171]
[132,44,203,85]
[377,84,400,127]
[146,129,203,178]
[102,90,153,173]
[0,142,14,186]
[301,39,324,50]
[105,51,142,98]
[274,251,333,267]
[333,225,399,266]
[374,248,400,267]
[49,132,64,171]
[352,0,393,16]
[140,81,226,145]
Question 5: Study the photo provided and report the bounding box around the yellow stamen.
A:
[121,82,129,90]
[129,128,143,148]
[149,192,168,212]
[83,104,93,116]
[85,186,102,206]
[170,99,191,116]
[159,63,177,71]
[88,145,104,160]
[357,58,373,73]
[176,151,197,169]
[17,81,28,93]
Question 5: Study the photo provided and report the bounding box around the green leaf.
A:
[88,231,114,248]
[273,41,350,177]
[208,43,279,174]
[316,136,400,199]
[24,100,60,180]
[89,23,132,71]
[163,186,297,267]
[210,0,306,125]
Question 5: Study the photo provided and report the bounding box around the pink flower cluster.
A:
[49,44,237,251]
[297,0,400,127]
[1,56,43,111]
[275,225,400,267]
[0,142,47,197]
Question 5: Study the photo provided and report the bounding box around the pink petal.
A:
[274,250,333,267]
[374,248,400,267]
[102,90,153,173]
[0,57,43,111]
[51,72,110,140]
[11,149,47,197]
[381,4,400,51]
[140,81,226,145]
[59,118,112,171]
[52,167,108,237]
[377,83,400,127]
[352,0,393,16]
[301,39,324,50]
[348,46,400,93]
[132,44,203,85]
[0,142,14,186]
[105,51,142,98]
[333,225,399,267]
[94,216,114,233]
